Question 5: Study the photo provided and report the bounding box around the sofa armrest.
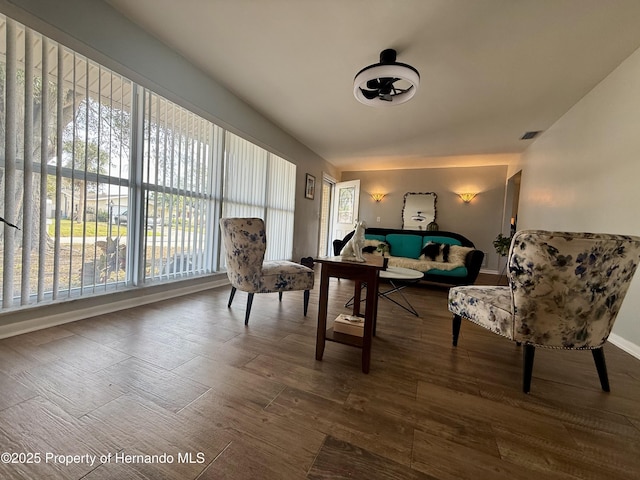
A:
[465,249,484,284]
[332,230,355,256]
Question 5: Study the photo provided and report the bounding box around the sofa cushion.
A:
[364,234,387,242]
[428,266,468,277]
[386,234,423,259]
[422,236,463,246]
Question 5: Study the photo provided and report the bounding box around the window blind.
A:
[0,12,298,311]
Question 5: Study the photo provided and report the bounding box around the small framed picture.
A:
[305,173,316,200]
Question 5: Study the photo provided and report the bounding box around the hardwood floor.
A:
[0,272,639,479]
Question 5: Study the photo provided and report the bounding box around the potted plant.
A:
[493,233,513,257]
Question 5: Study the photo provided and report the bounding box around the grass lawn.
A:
[48,220,126,237]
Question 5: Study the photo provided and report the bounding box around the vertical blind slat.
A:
[37,37,50,301]
[21,29,34,304]
[3,19,17,308]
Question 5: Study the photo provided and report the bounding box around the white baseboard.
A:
[608,333,640,360]
[479,268,500,275]
[0,278,229,340]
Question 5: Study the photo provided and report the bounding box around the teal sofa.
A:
[333,227,484,286]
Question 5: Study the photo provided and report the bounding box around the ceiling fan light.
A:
[353,62,420,107]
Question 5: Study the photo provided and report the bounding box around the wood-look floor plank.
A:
[565,423,640,470]
[411,428,570,480]
[38,334,131,373]
[308,435,437,480]
[199,432,307,480]
[478,380,640,439]
[415,381,578,448]
[0,329,70,366]
[0,370,36,411]
[344,387,500,458]
[0,343,48,376]
[97,357,210,413]
[13,360,127,418]
[64,313,146,345]
[106,334,198,370]
[242,353,353,403]
[172,355,285,410]
[180,387,326,475]
[81,461,153,480]
[2,325,75,346]
[83,393,232,479]
[492,423,638,480]
[265,386,346,434]
[267,385,416,467]
[0,396,112,479]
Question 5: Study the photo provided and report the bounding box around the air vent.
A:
[521,130,542,140]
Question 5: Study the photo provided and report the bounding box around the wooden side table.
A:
[314,255,384,373]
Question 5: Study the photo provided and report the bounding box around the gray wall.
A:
[512,44,640,354]
[341,165,508,271]
[0,0,336,261]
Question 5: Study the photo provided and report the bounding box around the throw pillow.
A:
[441,244,450,262]
[419,241,449,262]
[448,245,474,266]
[362,239,390,256]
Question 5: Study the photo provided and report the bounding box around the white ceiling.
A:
[105,0,640,171]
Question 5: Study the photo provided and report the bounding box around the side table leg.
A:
[316,269,329,361]
[361,274,379,374]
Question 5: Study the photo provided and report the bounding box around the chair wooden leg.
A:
[452,314,462,346]
[592,348,610,392]
[523,344,535,393]
[228,287,237,308]
[244,293,254,326]
[303,289,310,316]
[278,291,283,302]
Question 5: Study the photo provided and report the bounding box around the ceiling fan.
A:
[353,49,420,106]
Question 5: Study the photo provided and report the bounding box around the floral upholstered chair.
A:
[448,230,640,393]
[219,217,314,325]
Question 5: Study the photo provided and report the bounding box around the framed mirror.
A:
[402,192,437,230]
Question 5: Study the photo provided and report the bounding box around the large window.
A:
[0,13,297,311]
[140,91,222,281]
[0,17,133,306]
[223,132,296,261]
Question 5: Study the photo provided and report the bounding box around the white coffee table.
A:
[378,266,423,316]
[345,266,423,317]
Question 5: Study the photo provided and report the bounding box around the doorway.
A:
[504,171,521,235]
[330,179,360,251]
[318,174,335,257]
[318,177,361,257]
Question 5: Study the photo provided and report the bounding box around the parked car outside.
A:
[113,211,162,229]
[114,210,127,226]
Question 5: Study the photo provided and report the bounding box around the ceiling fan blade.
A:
[366,79,380,90]
[390,84,414,96]
[379,77,399,87]
[360,88,380,100]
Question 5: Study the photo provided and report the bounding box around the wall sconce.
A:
[370,193,386,202]
[458,193,477,203]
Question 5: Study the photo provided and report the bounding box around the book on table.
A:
[333,313,364,337]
